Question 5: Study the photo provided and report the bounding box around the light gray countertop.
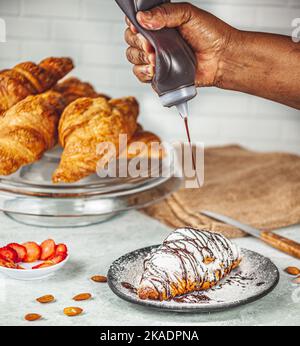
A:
[0,210,299,326]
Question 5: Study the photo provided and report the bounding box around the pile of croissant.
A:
[0,57,162,183]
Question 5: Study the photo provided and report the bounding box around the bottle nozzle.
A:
[176,101,189,119]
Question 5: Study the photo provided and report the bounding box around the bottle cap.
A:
[159,85,197,108]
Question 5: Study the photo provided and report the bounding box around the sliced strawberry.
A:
[55,243,68,256]
[16,264,25,270]
[22,242,41,263]
[0,246,18,263]
[51,253,67,264]
[0,257,17,269]
[32,262,53,269]
[40,239,56,261]
[32,253,67,269]
[7,243,27,262]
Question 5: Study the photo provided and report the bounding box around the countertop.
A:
[0,210,299,326]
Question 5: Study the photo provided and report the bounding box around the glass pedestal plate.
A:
[0,146,182,228]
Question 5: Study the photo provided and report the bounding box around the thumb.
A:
[136,3,193,30]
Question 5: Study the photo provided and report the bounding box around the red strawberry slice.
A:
[55,243,68,256]
[7,243,27,262]
[16,264,26,270]
[32,253,67,269]
[22,242,41,263]
[51,253,67,264]
[16,264,25,270]
[40,239,56,261]
[0,257,17,269]
[32,262,53,269]
[0,246,19,263]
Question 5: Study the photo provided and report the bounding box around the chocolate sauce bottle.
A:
[115,0,200,185]
[115,0,197,111]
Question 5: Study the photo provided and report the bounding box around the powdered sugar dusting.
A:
[138,228,241,300]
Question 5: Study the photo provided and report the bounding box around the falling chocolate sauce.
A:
[183,117,201,188]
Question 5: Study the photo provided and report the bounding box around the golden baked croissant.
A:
[52,96,139,183]
[0,57,73,116]
[0,91,66,176]
[138,228,241,301]
[53,77,110,106]
[124,125,164,160]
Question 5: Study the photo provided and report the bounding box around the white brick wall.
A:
[0,0,299,153]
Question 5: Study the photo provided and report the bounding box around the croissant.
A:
[124,125,164,160]
[53,77,110,106]
[138,228,241,301]
[0,91,66,176]
[52,96,139,183]
[0,57,73,116]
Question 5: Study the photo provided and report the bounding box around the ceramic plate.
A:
[0,255,69,281]
[108,246,279,313]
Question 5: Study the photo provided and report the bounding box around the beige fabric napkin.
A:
[143,145,300,238]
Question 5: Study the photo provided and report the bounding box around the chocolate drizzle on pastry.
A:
[121,282,137,294]
[173,294,211,304]
[137,228,241,301]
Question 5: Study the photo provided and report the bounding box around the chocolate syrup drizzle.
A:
[121,282,137,294]
[184,117,201,188]
[138,228,241,301]
[173,294,211,304]
[210,272,254,291]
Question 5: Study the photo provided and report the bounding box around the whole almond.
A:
[36,295,55,304]
[25,313,42,322]
[63,307,83,317]
[293,276,300,284]
[285,267,300,276]
[73,293,92,301]
[91,275,107,283]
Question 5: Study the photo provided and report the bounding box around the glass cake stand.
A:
[0,146,182,228]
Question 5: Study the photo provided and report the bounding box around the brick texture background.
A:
[0,0,299,153]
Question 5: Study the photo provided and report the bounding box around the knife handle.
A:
[260,231,300,259]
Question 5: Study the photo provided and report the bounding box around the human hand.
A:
[124,2,237,87]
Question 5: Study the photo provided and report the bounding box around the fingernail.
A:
[137,11,154,29]
[142,11,153,20]
[145,65,154,77]
[141,66,148,74]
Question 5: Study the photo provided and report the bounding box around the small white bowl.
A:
[0,255,69,281]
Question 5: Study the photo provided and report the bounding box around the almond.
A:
[91,275,107,283]
[73,293,92,301]
[63,307,83,317]
[25,313,42,322]
[293,276,300,284]
[285,267,300,276]
[36,295,55,304]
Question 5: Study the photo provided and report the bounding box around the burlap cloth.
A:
[143,145,300,238]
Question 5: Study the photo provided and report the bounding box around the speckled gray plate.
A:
[107,246,279,313]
